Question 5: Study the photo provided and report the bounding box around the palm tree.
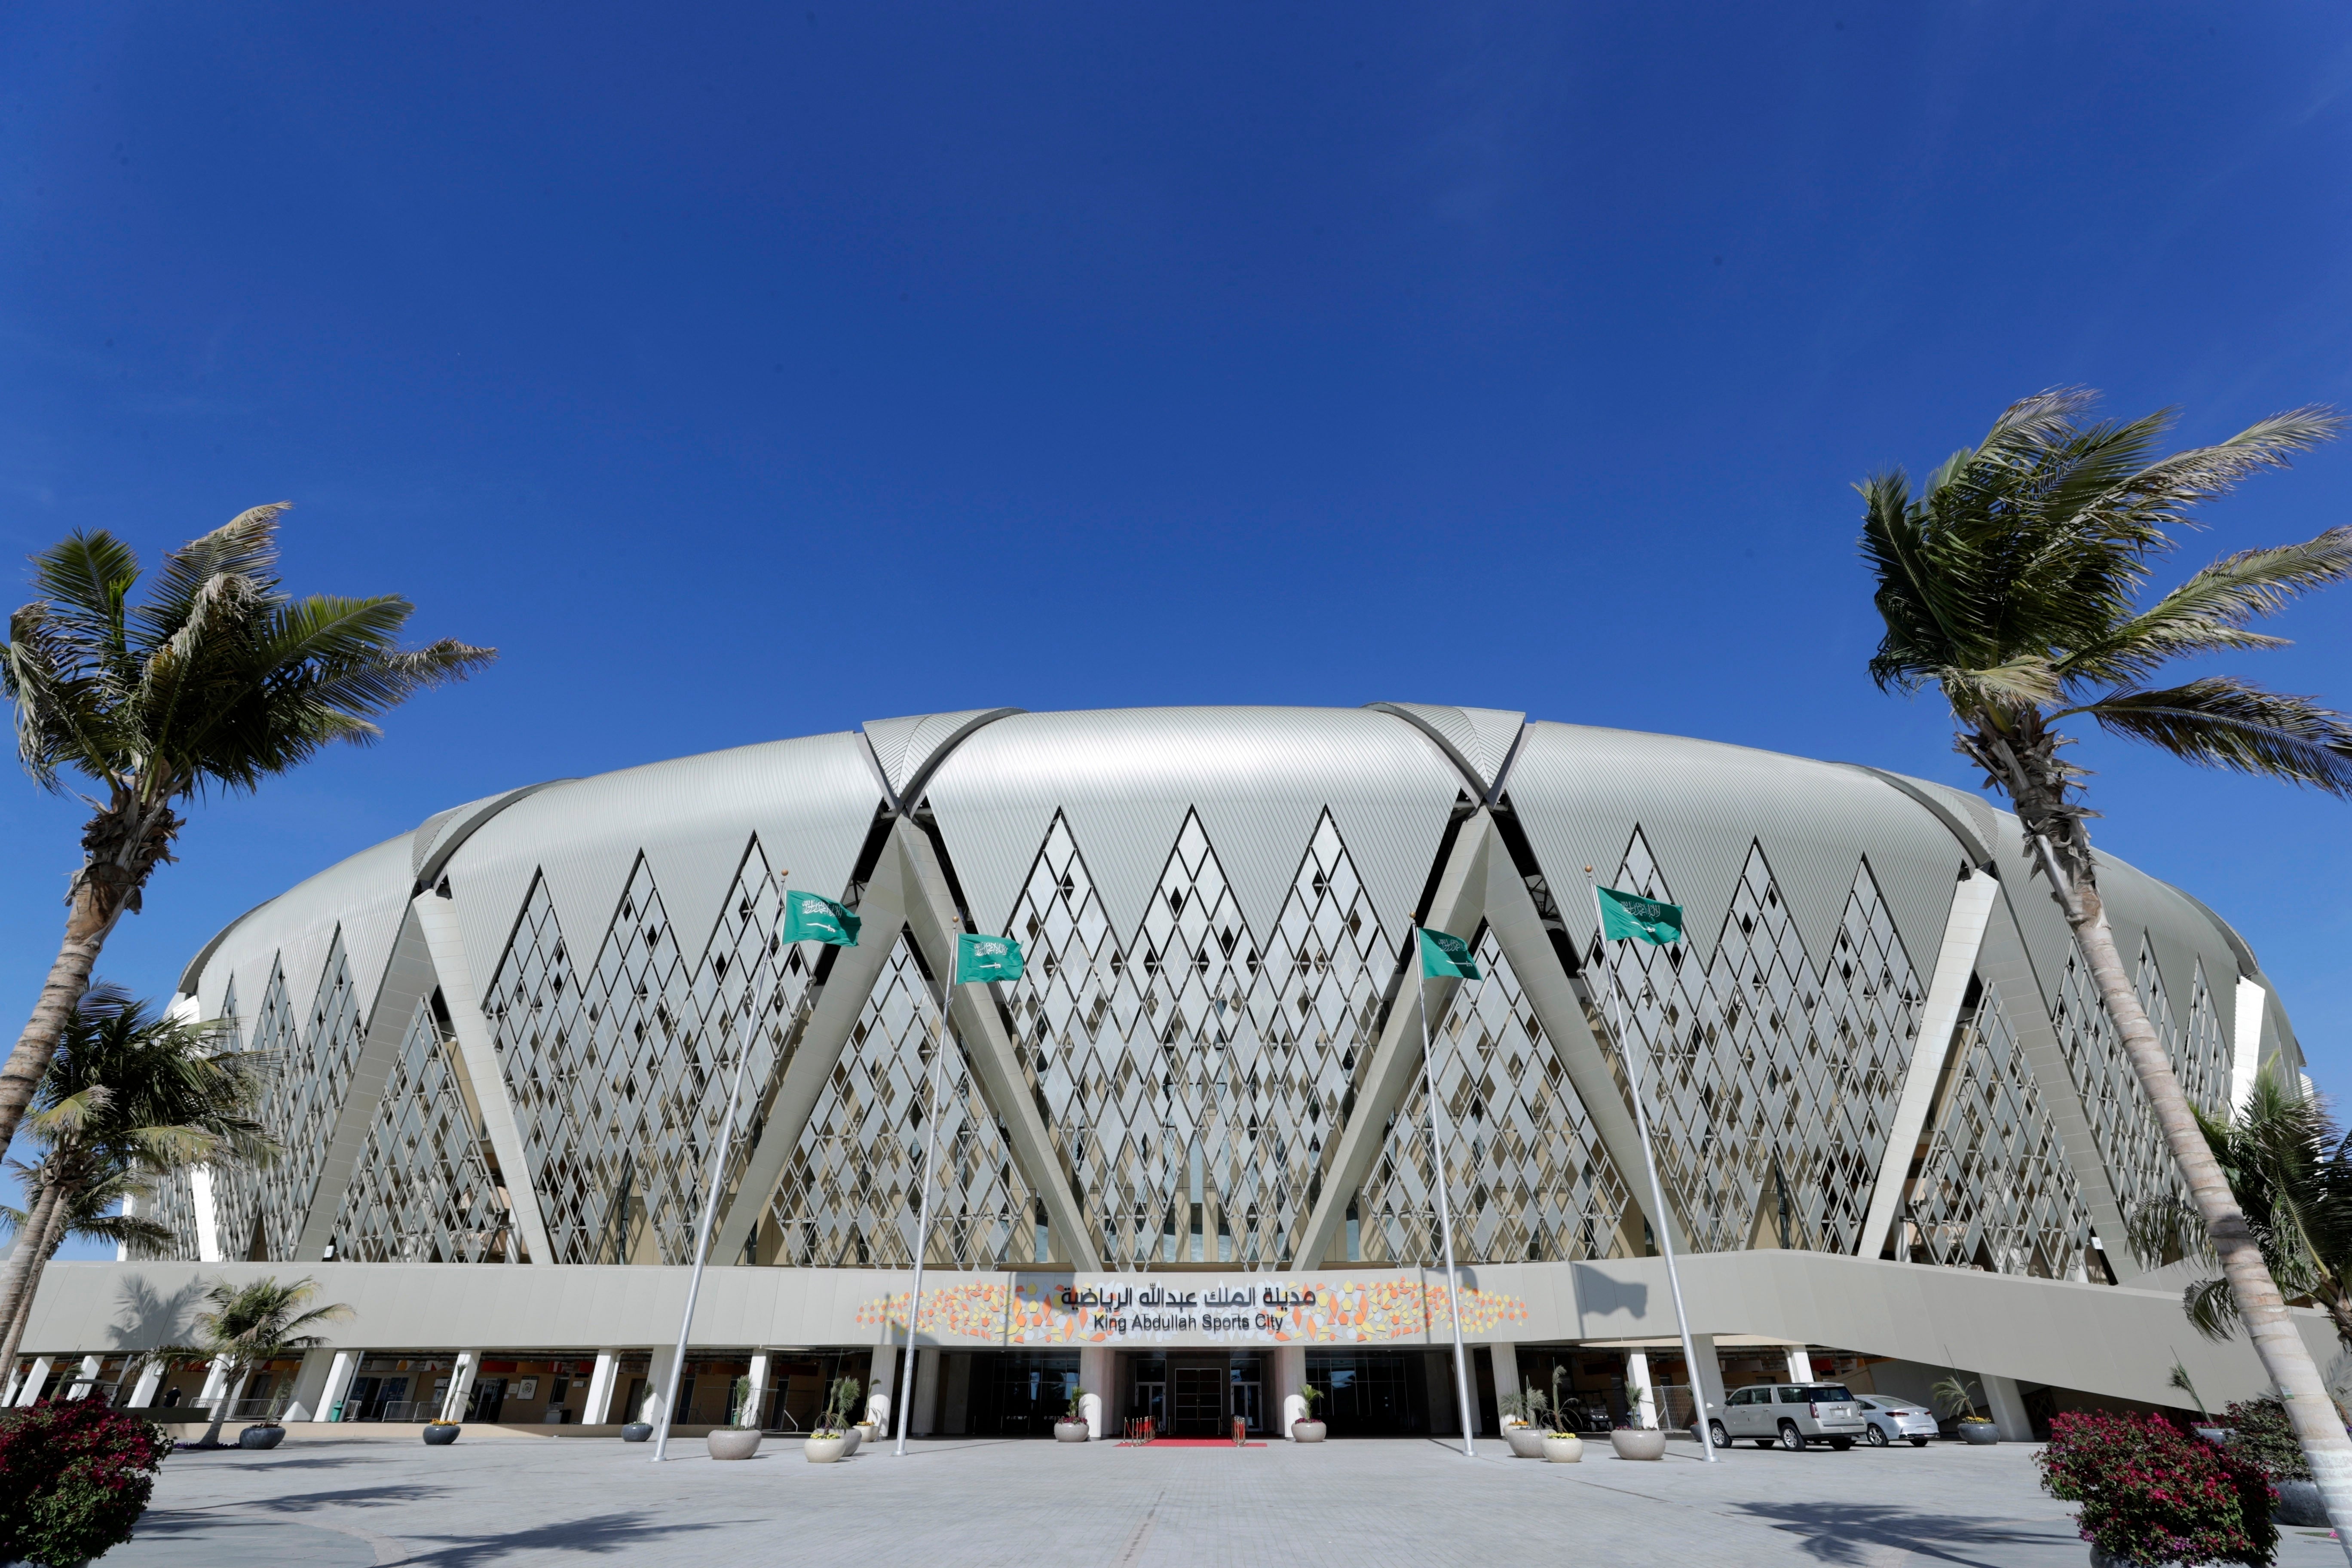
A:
[0,505,493,1161]
[0,983,276,1390]
[2128,1071,2352,1354]
[1860,387,2352,1543]
[0,1165,175,1396]
[165,1276,351,1448]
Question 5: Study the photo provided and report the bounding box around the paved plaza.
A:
[111,1431,2347,1568]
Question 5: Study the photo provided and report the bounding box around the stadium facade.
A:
[14,705,2331,1439]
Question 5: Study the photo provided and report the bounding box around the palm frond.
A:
[29,533,141,657]
[2185,1275,2242,1341]
[2072,678,2352,794]
[2061,527,2352,685]
[128,505,287,659]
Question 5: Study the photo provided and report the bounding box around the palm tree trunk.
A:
[0,1176,67,1391]
[0,1188,77,1385]
[0,798,175,1164]
[2068,892,2352,1547]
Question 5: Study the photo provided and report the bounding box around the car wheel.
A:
[1829,1438,1853,1451]
[1908,1437,1929,1448]
[1708,1421,1730,1449]
[1862,1424,1887,1447]
[1778,1421,1803,1452]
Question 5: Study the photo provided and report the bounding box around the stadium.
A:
[13,704,2328,1441]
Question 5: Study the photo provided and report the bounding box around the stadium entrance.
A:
[1118,1351,1268,1436]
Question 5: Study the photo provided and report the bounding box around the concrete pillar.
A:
[1274,1344,1306,1437]
[17,1357,55,1406]
[128,1359,164,1409]
[1982,1374,2034,1442]
[1625,1351,1657,1429]
[745,1353,771,1428]
[69,1356,102,1400]
[582,1350,619,1424]
[195,1359,228,1410]
[441,1351,480,1423]
[911,1348,940,1436]
[316,1351,359,1422]
[282,1348,337,1422]
[866,1345,897,1430]
[1078,1347,1112,1438]
[1686,1335,1728,1434]
[1784,1347,1814,1384]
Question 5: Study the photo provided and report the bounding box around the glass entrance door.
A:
[1171,1366,1223,1435]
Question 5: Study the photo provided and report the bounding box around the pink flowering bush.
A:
[2036,1411,2277,1567]
[0,1399,173,1565]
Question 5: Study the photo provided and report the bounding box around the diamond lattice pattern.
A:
[1352,928,1635,1264]
[329,998,518,1262]
[247,933,371,1259]
[1902,979,2095,1279]
[1001,810,1389,1268]
[1586,831,1926,1255]
[762,932,1042,1268]
[486,851,814,1264]
[2050,935,2224,1223]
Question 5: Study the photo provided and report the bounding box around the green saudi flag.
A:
[1596,885,1684,945]
[781,889,861,946]
[954,931,1024,984]
[1418,928,1481,980]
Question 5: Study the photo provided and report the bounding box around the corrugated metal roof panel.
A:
[440,730,884,986]
[193,832,413,1028]
[1502,721,1963,971]
[922,707,1464,943]
[862,709,1022,801]
[1368,703,1526,797]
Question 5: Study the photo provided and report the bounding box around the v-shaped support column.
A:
[894,824,1103,1271]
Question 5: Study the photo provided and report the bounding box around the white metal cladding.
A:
[920,706,1468,944]
[191,831,412,1039]
[1500,721,1968,971]
[1366,703,1526,798]
[436,730,885,987]
[861,708,1023,802]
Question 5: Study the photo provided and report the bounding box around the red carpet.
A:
[1124,1438,1267,1448]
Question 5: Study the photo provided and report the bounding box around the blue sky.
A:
[5,5,2352,1257]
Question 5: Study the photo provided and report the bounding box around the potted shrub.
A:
[2220,1395,2327,1528]
[1499,1389,1548,1458]
[1935,1375,1998,1445]
[1055,1388,1091,1442]
[1608,1416,1665,1461]
[806,1375,860,1463]
[2038,1410,2275,1568]
[707,1376,761,1461]
[621,1386,655,1442]
[423,1418,460,1446]
[0,1396,172,1567]
[1291,1381,1326,1443]
[236,1421,285,1450]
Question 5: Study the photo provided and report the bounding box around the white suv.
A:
[1707,1383,1868,1451]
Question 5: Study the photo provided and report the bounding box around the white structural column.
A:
[1491,1342,1522,1404]
[2233,979,2269,1114]
[441,1351,481,1423]
[1784,1348,1814,1383]
[744,1353,771,1428]
[128,1360,165,1409]
[67,1356,101,1400]
[865,1346,894,1431]
[190,1167,224,1262]
[1275,1345,1307,1437]
[1861,867,2000,1258]
[282,1348,336,1421]
[409,891,557,1267]
[1686,1335,1728,1432]
[911,1348,940,1436]
[196,1359,229,1411]
[1078,1347,1112,1438]
[16,1358,54,1406]
[1626,1351,1657,1429]
[315,1351,359,1422]
[582,1351,620,1425]
[1982,1374,2035,1441]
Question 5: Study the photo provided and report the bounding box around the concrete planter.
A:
[706,1428,761,1461]
[1542,1434,1585,1464]
[840,1427,862,1458]
[423,1424,460,1446]
[620,1423,652,1442]
[853,1422,880,1446]
[2274,1479,2328,1527]
[1958,1422,2000,1446]
[1503,1426,1547,1459]
[237,1426,285,1450]
[1609,1428,1666,1461]
[1054,1420,1089,1442]
[805,1434,847,1464]
[1291,1419,1326,1443]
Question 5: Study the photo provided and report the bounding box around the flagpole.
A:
[1414,924,1478,1461]
[894,964,950,1457]
[1586,874,1715,1464]
[651,1014,757,1462]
